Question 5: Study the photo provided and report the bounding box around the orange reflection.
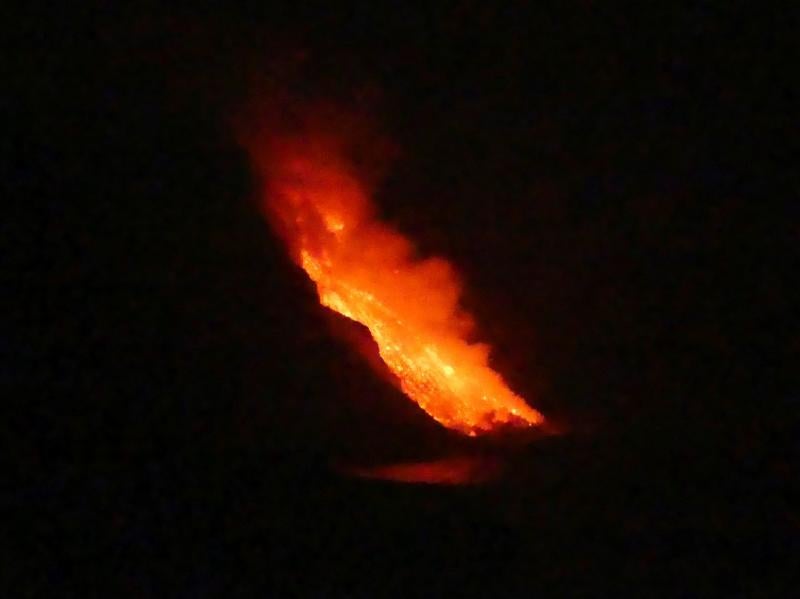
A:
[340,456,503,485]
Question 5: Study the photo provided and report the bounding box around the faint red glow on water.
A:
[339,456,503,485]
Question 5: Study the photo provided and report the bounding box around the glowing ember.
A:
[245,116,544,435]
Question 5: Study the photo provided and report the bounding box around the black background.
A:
[6,2,798,595]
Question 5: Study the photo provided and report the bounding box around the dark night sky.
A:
[6,2,797,595]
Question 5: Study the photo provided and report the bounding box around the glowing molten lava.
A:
[247,122,543,435]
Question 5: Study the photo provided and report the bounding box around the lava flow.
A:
[244,113,544,436]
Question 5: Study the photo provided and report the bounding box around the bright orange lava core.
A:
[247,125,543,435]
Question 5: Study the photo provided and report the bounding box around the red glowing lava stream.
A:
[243,109,544,436]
